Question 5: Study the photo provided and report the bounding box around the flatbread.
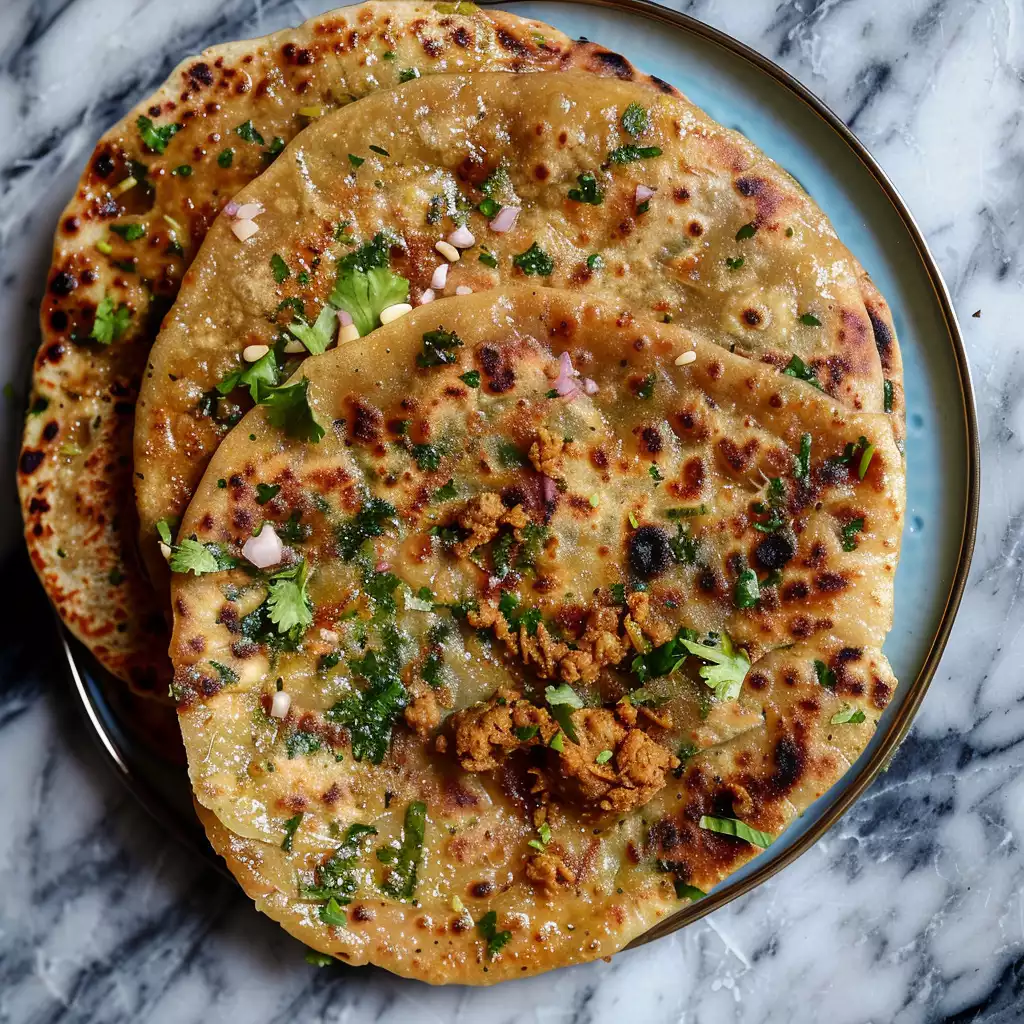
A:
[170,288,902,982]
[18,0,646,692]
[136,68,903,607]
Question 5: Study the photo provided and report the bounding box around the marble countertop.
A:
[0,1,1021,1021]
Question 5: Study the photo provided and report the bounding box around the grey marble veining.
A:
[1,1,1022,1021]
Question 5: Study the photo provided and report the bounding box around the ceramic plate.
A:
[61,0,980,942]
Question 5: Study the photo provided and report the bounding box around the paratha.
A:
[170,288,902,983]
[18,0,644,692]
[136,68,902,611]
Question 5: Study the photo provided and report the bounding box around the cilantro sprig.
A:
[377,801,426,901]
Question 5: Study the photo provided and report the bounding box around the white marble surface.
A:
[0,1,1021,1021]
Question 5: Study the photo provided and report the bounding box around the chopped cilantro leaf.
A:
[286,729,321,759]
[545,683,582,743]
[348,153,365,168]
[549,731,565,752]
[621,102,651,137]
[327,646,407,763]
[587,253,605,272]
[680,633,750,701]
[328,233,409,336]
[155,519,174,546]
[733,568,760,610]
[417,328,463,368]
[318,897,347,927]
[637,374,656,400]
[568,171,604,205]
[782,354,823,390]
[735,222,757,241]
[512,242,554,276]
[725,256,745,270]
[478,249,499,269]
[90,296,131,344]
[377,801,426,901]
[607,144,663,164]
[209,661,238,686]
[795,433,812,480]
[259,377,325,443]
[110,222,146,241]
[814,660,837,689]
[528,821,552,851]
[699,814,773,848]
[235,119,265,145]
[171,164,192,177]
[480,166,513,201]
[270,253,290,284]
[216,349,280,402]
[841,517,865,551]
[831,704,867,725]
[476,910,511,959]
[265,559,314,638]
[412,443,442,472]
[459,369,481,388]
[398,68,420,83]
[432,479,458,503]
[648,464,663,483]
[800,312,823,327]
[884,379,895,414]
[516,725,540,741]
[281,812,303,851]
[299,822,377,902]
[255,483,280,505]
[287,303,338,355]
[136,115,180,154]
[595,749,613,765]
[169,538,229,576]
[217,148,234,168]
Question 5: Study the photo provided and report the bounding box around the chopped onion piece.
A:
[541,475,557,504]
[223,200,240,217]
[447,225,476,249]
[583,377,599,395]
[489,206,521,233]
[431,263,449,290]
[231,218,259,241]
[283,338,306,354]
[553,351,580,397]
[336,309,353,328]
[674,350,697,366]
[242,524,283,568]
[455,285,473,296]
[635,184,656,204]
[270,690,291,720]
[339,323,360,344]
[419,288,436,305]
[234,202,265,220]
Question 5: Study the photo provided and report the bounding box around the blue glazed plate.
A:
[65,0,979,942]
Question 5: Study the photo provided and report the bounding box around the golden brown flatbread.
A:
[170,288,901,982]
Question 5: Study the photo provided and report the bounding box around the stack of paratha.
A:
[18,2,904,984]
